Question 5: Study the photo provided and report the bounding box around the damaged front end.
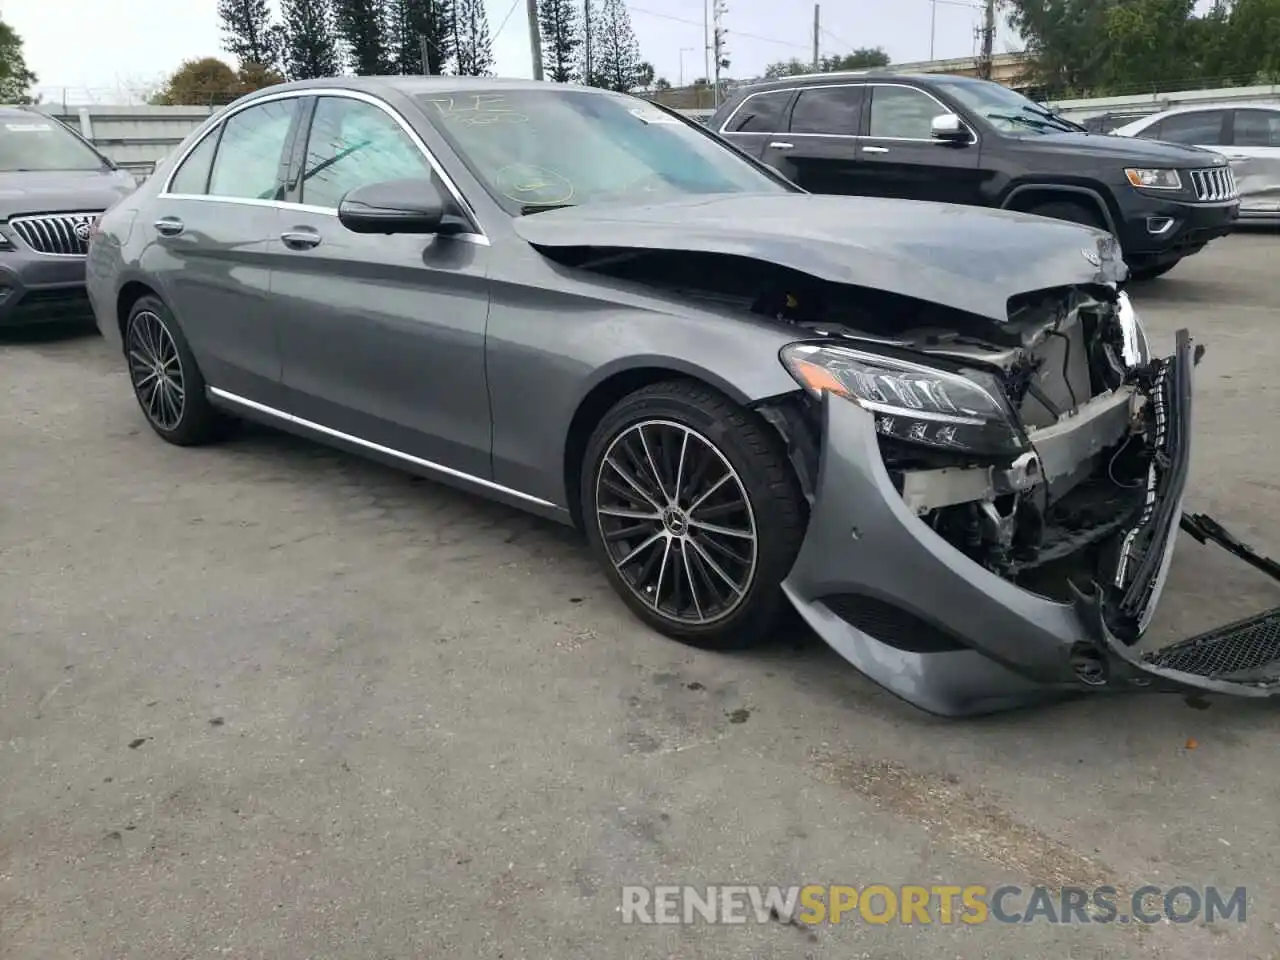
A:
[759,279,1280,711]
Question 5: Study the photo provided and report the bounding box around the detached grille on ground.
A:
[9,212,101,256]
[1144,608,1280,679]
[1189,167,1237,202]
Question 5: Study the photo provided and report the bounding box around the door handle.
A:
[768,141,794,150]
[153,216,184,237]
[862,146,890,154]
[280,229,322,250]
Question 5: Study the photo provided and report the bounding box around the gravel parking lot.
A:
[2,232,1278,960]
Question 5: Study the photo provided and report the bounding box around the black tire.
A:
[1128,260,1180,281]
[580,379,807,650]
[124,294,225,446]
[1026,199,1109,233]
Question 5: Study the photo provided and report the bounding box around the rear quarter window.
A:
[724,91,791,133]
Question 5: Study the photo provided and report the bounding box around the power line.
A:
[493,0,523,40]
[627,4,812,51]
[820,27,855,51]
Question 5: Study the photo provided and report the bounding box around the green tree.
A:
[334,0,391,74]
[387,0,454,75]
[539,0,583,83]
[763,47,889,79]
[1097,0,1200,93]
[591,0,644,90]
[0,17,38,104]
[151,57,242,105]
[218,0,283,71]
[281,0,341,80]
[1003,0,1120,96]
[452,0,493,75]
[1210,0,1280,82]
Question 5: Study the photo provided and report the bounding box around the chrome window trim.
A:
[718,81,977,146]
[208,387,557,509]
[717,86,808,136]
[158,87,489,244]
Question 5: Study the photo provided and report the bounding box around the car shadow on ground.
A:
[0,318,100,346]
[220,417,1280,736]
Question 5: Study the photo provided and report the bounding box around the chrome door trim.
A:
[207,387,557,509]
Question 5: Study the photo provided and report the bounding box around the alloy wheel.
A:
[595,419,759,625]
[126,310,186,431]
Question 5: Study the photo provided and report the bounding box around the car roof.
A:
[728,71,971,97]
[1135,102,1280,121]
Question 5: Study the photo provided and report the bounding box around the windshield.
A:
[0,117,109,172]
[931,79,1080,135]
[416,89,793,214]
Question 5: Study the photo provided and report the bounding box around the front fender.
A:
[486,288,803,509]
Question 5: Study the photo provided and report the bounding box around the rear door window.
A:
[788,85,863,135]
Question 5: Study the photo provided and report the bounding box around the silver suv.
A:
[0,107,138,327]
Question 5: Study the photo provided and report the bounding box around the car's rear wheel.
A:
[125,295,224,446]
[581,380,807,650]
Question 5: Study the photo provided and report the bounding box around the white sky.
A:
[3,0,1018,104]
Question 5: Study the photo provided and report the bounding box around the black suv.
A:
[711,72,1241,280]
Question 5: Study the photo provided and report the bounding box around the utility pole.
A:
[812,4,820,69]
[978,0,996,80]
[703,0,711,98]
[526,0,544,80]
[712,0,728,108]
[929,0,937,60]
[584,0,592,84]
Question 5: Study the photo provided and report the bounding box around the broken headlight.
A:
[780,343,1027,457]
[1116,291,1150,368]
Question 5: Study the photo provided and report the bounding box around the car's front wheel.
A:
[124,295,225,446]
[581,380,807,649]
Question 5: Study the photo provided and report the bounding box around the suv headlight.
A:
[1125,168,1182,190]
[780,343,1027,457]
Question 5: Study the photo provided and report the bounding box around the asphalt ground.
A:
[2,231,1278,959]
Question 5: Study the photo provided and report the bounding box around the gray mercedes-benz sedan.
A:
[86,77,1280,715]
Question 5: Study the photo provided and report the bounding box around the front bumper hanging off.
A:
[782,327,1280,716]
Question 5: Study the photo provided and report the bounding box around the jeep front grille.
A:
[9,212,101,256]
[1189,166,1237,202]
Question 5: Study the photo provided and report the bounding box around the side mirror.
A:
[338,178,446,235]
[931,113,970,144]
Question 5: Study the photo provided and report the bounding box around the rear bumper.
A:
[1115,192,1239,263]
[0,251,91,327]
[781,331,1200,716]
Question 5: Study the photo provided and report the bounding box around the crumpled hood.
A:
[513,194,1125,321]
[0,169,137,218]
